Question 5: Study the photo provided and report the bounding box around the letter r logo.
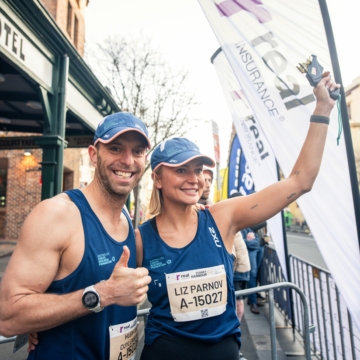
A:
[216,0,272,24]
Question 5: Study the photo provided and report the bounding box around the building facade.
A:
[40,0,87,55]
[0,0,117,239]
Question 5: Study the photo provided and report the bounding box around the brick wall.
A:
[40,0,57,19]
[0,137,85,239]
[40,0,87,56]
[0,148,42,239]
[64,147,82,189]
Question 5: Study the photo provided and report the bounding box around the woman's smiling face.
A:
[155,159,205,206]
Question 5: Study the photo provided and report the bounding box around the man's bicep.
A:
[2,206,64,300]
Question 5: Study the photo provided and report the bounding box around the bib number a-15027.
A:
[166,265,227,322]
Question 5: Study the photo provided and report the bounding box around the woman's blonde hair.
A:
[149,168,163,216]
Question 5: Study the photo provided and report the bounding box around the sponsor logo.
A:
[176,273,190,280]
[234,37,315,116]
[97,252,114,266]
[191,270,207,278]
[208,227,222,248]
[216,0,272,24]
[150,256,169,269]
[119,323,132,333]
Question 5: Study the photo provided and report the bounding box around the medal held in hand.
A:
[297,55,340,100]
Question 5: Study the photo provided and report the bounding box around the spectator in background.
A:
[233,231,250,319]
[248,216,268,304]
[241,227,261,314]
[284,208,293,231]
[198,168,214,206]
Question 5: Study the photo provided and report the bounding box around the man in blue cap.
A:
[0,112,152,360]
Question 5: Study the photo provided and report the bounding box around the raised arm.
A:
[0,196,150,337]
[211,72,339,251]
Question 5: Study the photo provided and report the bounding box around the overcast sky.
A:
[85,0,360,167]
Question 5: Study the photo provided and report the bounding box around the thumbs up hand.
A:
[96,246,151,307]
[117,245,131,268]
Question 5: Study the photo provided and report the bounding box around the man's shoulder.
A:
[17,193,81,253]
[33,192,77,217]
[22,192,79,236]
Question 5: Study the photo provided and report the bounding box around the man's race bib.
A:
[109,317,138,360]
[166,265,227,322]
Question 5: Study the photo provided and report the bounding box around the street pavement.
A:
[286,231,328,270]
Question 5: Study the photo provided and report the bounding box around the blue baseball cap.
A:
[151,138,215,172]
[94,112,151,148]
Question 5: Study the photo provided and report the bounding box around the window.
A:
[347,103,351,120]
[0,163,8,208]
[67,2,73,38]
[74,16,79,49]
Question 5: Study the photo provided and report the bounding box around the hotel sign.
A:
[0,10,53,88]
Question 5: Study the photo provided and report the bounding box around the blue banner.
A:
[228,135,254,197]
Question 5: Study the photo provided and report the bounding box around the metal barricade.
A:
[0,335,16,344]
[290,255,360,360]
[0,283,313,360]
[260,245,360,360]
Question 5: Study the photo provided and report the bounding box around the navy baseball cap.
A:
[151,138,215,172]
[93,112,151,148]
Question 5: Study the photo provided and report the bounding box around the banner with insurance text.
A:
[212,49,287,280]
[199,0,360,331]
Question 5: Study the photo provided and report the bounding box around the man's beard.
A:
[96,155,142,200]
[201,192,209,200]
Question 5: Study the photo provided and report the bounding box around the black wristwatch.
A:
[82,285,103,313]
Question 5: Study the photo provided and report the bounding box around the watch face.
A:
[83,291,99,308]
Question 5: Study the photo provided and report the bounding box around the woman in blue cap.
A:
[137,73,339,360]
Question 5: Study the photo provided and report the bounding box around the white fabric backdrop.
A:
[199,0,360,330]
[212,50,287,279]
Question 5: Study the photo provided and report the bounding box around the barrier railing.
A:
[260,245,360,360]
[0,283,313,360]
[290,255,360,360]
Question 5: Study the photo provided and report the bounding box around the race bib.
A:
[166,265,227,322]
[109,317,138,360]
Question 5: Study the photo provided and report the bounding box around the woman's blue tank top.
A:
[28,189,137,360]
[139,209,240,346]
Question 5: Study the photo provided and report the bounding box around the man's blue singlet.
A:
[138,209,241,347]
[28,189,137,360]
